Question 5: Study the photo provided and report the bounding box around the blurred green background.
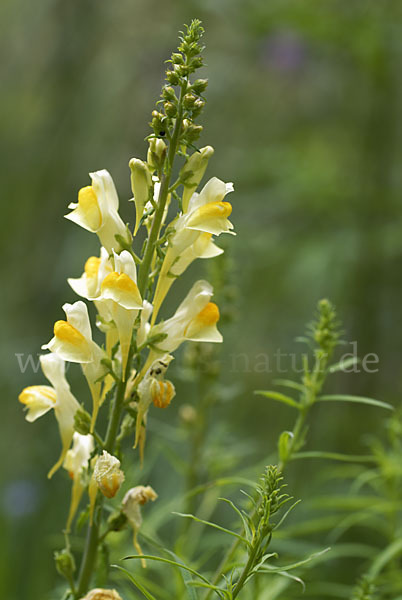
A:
[1,0,402,598]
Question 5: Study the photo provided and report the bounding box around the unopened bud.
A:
[164,101,177,117]
[129,158,152,236]
[107,510,128,532]
[166,70,180,86]
[171,52,184,65]
[147,138,167,173]
[191,78,208,95]
[180,145,214,211]
[183,93,197,109]
[54,548,75,580]
[74,407,92,436]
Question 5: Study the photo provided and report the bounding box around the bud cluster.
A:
[150,19,208,147]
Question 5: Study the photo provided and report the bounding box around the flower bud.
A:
[166,69,180,86]
[54,548,76,580]
[191,78,208,95]
[129,158,152,236]
[94,451,125,499]
[180,146,214,211]
[147,138,167,173]
[171,52,184,64]
[107,509,128,532]
[162,86,176,101]
[80,589,123,600]
[164,101,177,117]
[183,93,197,109]
[74,407,92,435]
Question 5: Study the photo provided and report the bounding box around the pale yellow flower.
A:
[42,301,108,430]
[19,354,80,478]
[65,169,129,253]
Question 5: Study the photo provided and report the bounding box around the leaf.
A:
[218,498,252,542]
[112,564,157,600]
[278,431,294,463]
[187,581,230,599]
[254,390,299,409]
[275,570,305,591]
[273,379,305,392]
[368,538,402,578]
[273,499,301,530]
[258,547,331,573]
[164,550,198,600]
[123,554,212,587]
[172,512,251,547]
[328,357,360,373]
[292,451,376,463]
[317,394,393,411]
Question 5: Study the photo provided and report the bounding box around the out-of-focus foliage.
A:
[2,1,402,598]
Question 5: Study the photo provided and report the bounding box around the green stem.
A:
[232,542,259,599]
[75,501,103,598]
[137,82,186,297]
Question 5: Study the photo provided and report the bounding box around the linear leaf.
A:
[218,497,252,542]
[273,379,305,392]
[112,565,157,600]
[317,394,393,411]
[123,554,211,586]
[328,357,360,373]
[292,451,375,463]
[254,390,299,409]
[173,512,251,547]
[258,547,331,573]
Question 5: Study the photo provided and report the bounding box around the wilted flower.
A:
[94,451,125,498]
[134,355,175,448]
[180,145,214,211]
[63,432,94,531]
[80,590,123,600]
[19,354,80,478]
[122,485,158,565]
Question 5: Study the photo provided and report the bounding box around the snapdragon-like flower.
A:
[151,280,222,355]
[94,451,125,498]
[65,169,129,253]
[18,354,80,478]
[99,250,143,377]
[42,301,107,430]
[80,590,123,600]
[134,355,175,448]
[63,432,94,531]
[152,177,233,323]
[122,485,157,566]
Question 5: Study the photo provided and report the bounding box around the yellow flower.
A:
[65,170,129,253]
[99,250,143,378]
[42,301,108,431]
[151,280,222,354]
[122,485,157,566]
[63,433,94,531]
[18,354,80,478]
[93,451,125,498]
[152,177,233,323]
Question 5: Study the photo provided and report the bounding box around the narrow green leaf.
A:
[123,554,211,586]
[258,547,331,573]
[218,498,251,542]
[273,379,305,392]
[188,581,230,599]
[273,499,301,530]
[368,538,402,578]
[328,357,360,373]
[317,394,393,411]
[112,564,157,600]
[173,512,251,547]
[276,570,305,591]
[292,451,376,463]
[254,390,299,409]
[164,550,198,600]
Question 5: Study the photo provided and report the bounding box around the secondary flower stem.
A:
[137,82,186,297]
[75,500,103,598]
